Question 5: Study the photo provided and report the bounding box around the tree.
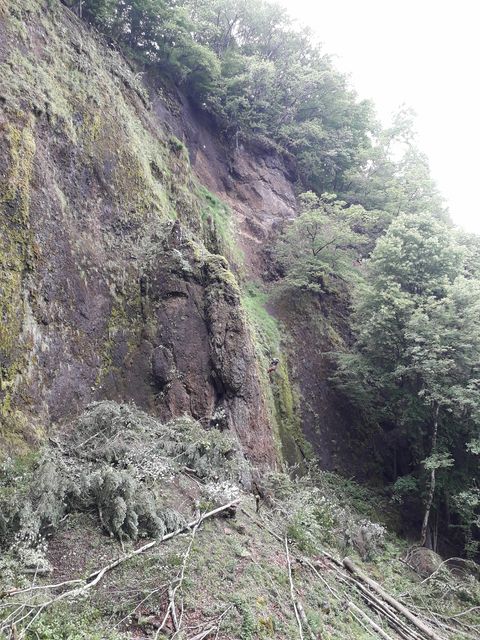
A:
[336,213,480,549]
[276,193,367,294]
[403,280,480,545]
[343,108,446,223]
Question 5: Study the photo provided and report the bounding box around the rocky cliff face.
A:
[0,0,279,464]
[0,0,358,474]
[157,85,364,475]
[151,88,298,280]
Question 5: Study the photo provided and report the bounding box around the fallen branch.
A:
[347,601,394,640]
[186,604,234,640]
[114,583,169,630]
[296,598,316,640]
[0,579,84,601]
[285,537,304,640]
[401,556,478,596]
[450,605,480,619]
[159,520,200,639]
[403,602,479,640]
[308,556,421,640]
[243,507,426,640]
[1,499,240,638]
[88,499,240,588]
[328,563,421,640]
[343,557,444,640]
[241,507,283,543]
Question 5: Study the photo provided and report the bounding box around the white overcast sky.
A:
[280,0,480,234]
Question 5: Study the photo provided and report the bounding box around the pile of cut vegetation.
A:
[0,402,479,639]
[0,402,247,572]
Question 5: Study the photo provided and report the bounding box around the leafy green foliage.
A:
[392,475,419,503]
[265,468,387,560]
[454,488,480,557]
[335,213,480,552]
[71,401,248,483]
[276,192,367,294]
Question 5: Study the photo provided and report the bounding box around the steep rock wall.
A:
[151,83,363,474]
[271,293,376,479]
[0,0,359,475]
[0,0,275,464]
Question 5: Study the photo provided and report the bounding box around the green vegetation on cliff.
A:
[335,213,480,557]
[64,0,443,217]
[0,1,479,638]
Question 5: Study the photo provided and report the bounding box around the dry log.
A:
[343,557,444,640]
[325,562,422,640]
[296,599,317,640]
[347,601,394,640]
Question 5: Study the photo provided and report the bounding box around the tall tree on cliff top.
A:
[343,108,446,220]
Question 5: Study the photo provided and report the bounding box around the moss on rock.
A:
[242,286,308,467]
[0,113,36,430]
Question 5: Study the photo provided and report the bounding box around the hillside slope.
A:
[1,2,479,638]
[1,401,479,639]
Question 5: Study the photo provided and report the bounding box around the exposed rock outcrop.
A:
[0,0,275,464]
[0,0,356,474]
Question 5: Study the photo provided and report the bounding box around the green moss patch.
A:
[242,285,308,466]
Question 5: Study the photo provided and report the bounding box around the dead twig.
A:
[171,521,200,637]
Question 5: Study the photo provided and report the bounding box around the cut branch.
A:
[347,601,394,640]
[1,500,240,638]
[343,557,444,640]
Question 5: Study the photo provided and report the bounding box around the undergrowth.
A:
[0,413,478,639]
[0,402,248,577]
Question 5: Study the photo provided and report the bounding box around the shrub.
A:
[263,468,386,559]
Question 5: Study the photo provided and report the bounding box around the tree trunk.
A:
[419,403,439,547]
[433,510,439,552]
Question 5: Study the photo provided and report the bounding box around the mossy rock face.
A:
[271,290,372,479]
[0,111,38,445]
[242,287,307,467]
[0,0,276,466]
